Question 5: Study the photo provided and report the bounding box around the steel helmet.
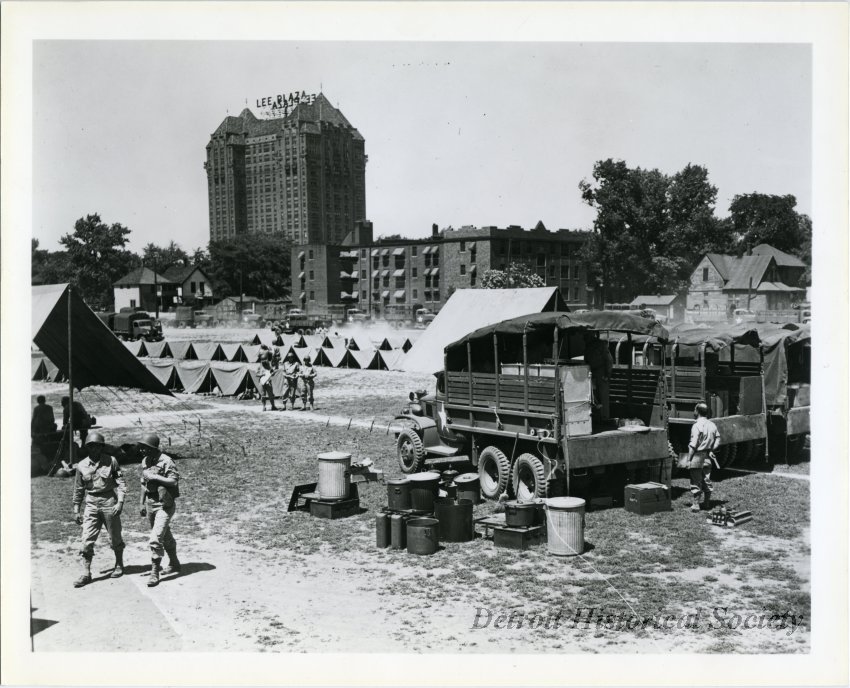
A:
[85,431,105,446]
[138,433,160,451]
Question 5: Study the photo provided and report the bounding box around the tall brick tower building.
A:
[205,94,367,244]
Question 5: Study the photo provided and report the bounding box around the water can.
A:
[408,472,440,512]
[386,478,411,511]
[434,498,474,543]
[406,517,439,555]
[544,497,585,556]
[504,500,541,528]
[317,451,351,500]
[454,473,481,505]
[376,512,390,548]
[390,514,406,549]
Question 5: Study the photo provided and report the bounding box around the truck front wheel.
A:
[512,453,548,500]
[478,446,510,499]
[397,429,425,474]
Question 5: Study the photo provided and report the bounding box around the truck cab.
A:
[346,308,369,324]
[415,308,437,326]
[395,311,671,502]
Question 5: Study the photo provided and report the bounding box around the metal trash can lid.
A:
[317,451,352,462]
[408,471,441,482]
[387,478,411,486]
[545,497,586,510]
[454,473,480,484]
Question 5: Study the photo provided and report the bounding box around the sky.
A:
[32,41,811,251]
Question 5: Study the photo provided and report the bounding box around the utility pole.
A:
[153,259,160,318]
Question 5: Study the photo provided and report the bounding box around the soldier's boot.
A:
[74,555,93,588]
[702,489,713,511]
[110,546,125,578]
[147,558,161,587]
[162,547,181,575]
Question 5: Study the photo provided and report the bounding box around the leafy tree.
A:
[207,234,291,299]
[480,263,546,289]
[59,214,139,307]
[793,214,812,285]
[579,159,732,302]
[32,238,73,285]
[729,193,806,254]
[142,240,190,272]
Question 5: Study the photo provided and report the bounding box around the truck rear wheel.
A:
[716,443,737,469]
[511,453,548,500]
[478,446,510,499]
[397,429,425,474]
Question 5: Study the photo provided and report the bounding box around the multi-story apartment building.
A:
[205,94,367,245]
[291,222,590,319]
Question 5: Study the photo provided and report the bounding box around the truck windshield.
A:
[135,320,152,328]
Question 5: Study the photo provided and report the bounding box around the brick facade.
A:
[206,94,367,245]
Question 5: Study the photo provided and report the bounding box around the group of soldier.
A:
[257,345,317,412]
[71,430,180,589]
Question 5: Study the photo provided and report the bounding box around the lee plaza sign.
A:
[255,91,318,116]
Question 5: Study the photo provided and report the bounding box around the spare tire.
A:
[511,453,548,500]
[397,428,425,474]
[478,446,511,500]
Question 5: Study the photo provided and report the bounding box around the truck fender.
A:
[393,415,443,446]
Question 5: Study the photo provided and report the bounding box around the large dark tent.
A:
[32,284,171,395]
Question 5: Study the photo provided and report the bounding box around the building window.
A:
[413,289,418,299]
[470,272,476,287]
[382,255,389,267]
[412,246,418,257]
[469,249,476,264]
[433,291,440,302]
[309,291,315,301]
[425,276,431,288]
[130,299,136,308]
[199,281,205,294]
[191,281,197,294]
[702,267,709,282]
[412,267,418,278]
[309,270,314,280]
[362,290,367,300]
[460,240,466,252]
[460,264,466,276]
[361,270,366,279]
[308,249,314,260]
[537,254,546,267]
[361,249,367,258]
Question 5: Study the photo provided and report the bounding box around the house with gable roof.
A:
[162,264,214,305]
[113,267,177,312]
[686,243,807,315]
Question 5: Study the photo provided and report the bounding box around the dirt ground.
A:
[29,372,811,654]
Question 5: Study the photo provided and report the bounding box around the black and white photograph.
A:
[2,2,847,686]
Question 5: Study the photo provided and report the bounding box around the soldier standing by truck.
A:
[281,352,300,410]
[685,403,721,512]
[72,432,126,587]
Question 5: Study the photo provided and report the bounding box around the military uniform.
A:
[141,453,180,564]
[688,416,720,509]
[300,362,317,409]
[72,453,126,580]
[282,358,300,408]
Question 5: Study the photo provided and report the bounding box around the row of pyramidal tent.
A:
[32,331,414,397]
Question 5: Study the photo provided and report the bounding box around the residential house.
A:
[113,267,177,312]
[162,265,214,305]
[628,294,686,322]
[687,244,807,315]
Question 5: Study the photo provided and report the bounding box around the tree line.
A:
[32,160,811,308]
[578,160,811,304]
[32,213,292,309]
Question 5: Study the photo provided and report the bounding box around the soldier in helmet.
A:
[137,433,181,587]
[281,352,300,410]
[71,431,126,587]
[299,356,317,411]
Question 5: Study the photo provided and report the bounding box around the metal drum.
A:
[408,472,440,513]
[386,478,411,511]
[390,514,406,549]
[454,473,481,505]
[434,498,474,543]
[406,518,439,555]
[317,451,351,500]
[544,497,585,556]
[376,512,390,548]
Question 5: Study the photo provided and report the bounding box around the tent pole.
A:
[67,284,75,467]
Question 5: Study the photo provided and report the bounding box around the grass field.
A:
[29,375,811,653]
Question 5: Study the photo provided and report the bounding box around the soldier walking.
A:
[281,352,300,410]
[137,433,181,587]
[300,356,317,411]
[72,432,125,587]
[685,403,721,512]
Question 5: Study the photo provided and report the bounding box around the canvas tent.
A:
[144,361,183,391]
[210,363,257,396]
[192,342,227,361]
[32,357,49,381]
[144,340,168,359]
[175,361,215,394]
[402,287,567,374]
[32,284,170,394]
[221,343,248,362]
